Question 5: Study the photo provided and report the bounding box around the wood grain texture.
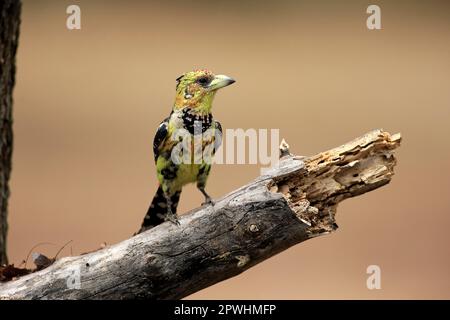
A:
[0,129,401,299]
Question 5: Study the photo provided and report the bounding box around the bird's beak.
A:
[208,74,236,91]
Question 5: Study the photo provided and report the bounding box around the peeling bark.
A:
[0,129,401,300]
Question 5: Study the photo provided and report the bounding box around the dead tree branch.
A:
[0,0,22,266]
[0,129,401,299]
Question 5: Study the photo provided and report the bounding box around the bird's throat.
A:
[174,91,216,115]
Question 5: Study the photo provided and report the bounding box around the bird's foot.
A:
[202,197,215,206]
[165,213,180,226]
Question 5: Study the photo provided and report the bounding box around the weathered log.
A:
[0,129,401,300]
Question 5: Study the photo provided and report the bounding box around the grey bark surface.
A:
[0,129,401,299]
[0,0,21,266]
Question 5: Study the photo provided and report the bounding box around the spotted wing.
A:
[153,117,169,163]
[213,120,223,154]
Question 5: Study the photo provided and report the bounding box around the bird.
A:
[138,69,235,233]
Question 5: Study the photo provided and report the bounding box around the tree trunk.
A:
[0,0,21,266]
[0,129,401,299]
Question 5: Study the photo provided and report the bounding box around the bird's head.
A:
[173,69,235,114]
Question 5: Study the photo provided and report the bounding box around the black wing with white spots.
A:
[153,116,169,163]
[214,120,223,154]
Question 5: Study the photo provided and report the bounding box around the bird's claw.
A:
[202,197,215,206]
[165,213,180,226]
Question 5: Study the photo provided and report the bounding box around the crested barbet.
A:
[139,70,235,232]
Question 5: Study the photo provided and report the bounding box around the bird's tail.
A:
[139,185,180,233]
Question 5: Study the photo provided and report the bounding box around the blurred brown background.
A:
[7,0,450,298]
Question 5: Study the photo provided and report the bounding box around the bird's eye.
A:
[197,77,209,85]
